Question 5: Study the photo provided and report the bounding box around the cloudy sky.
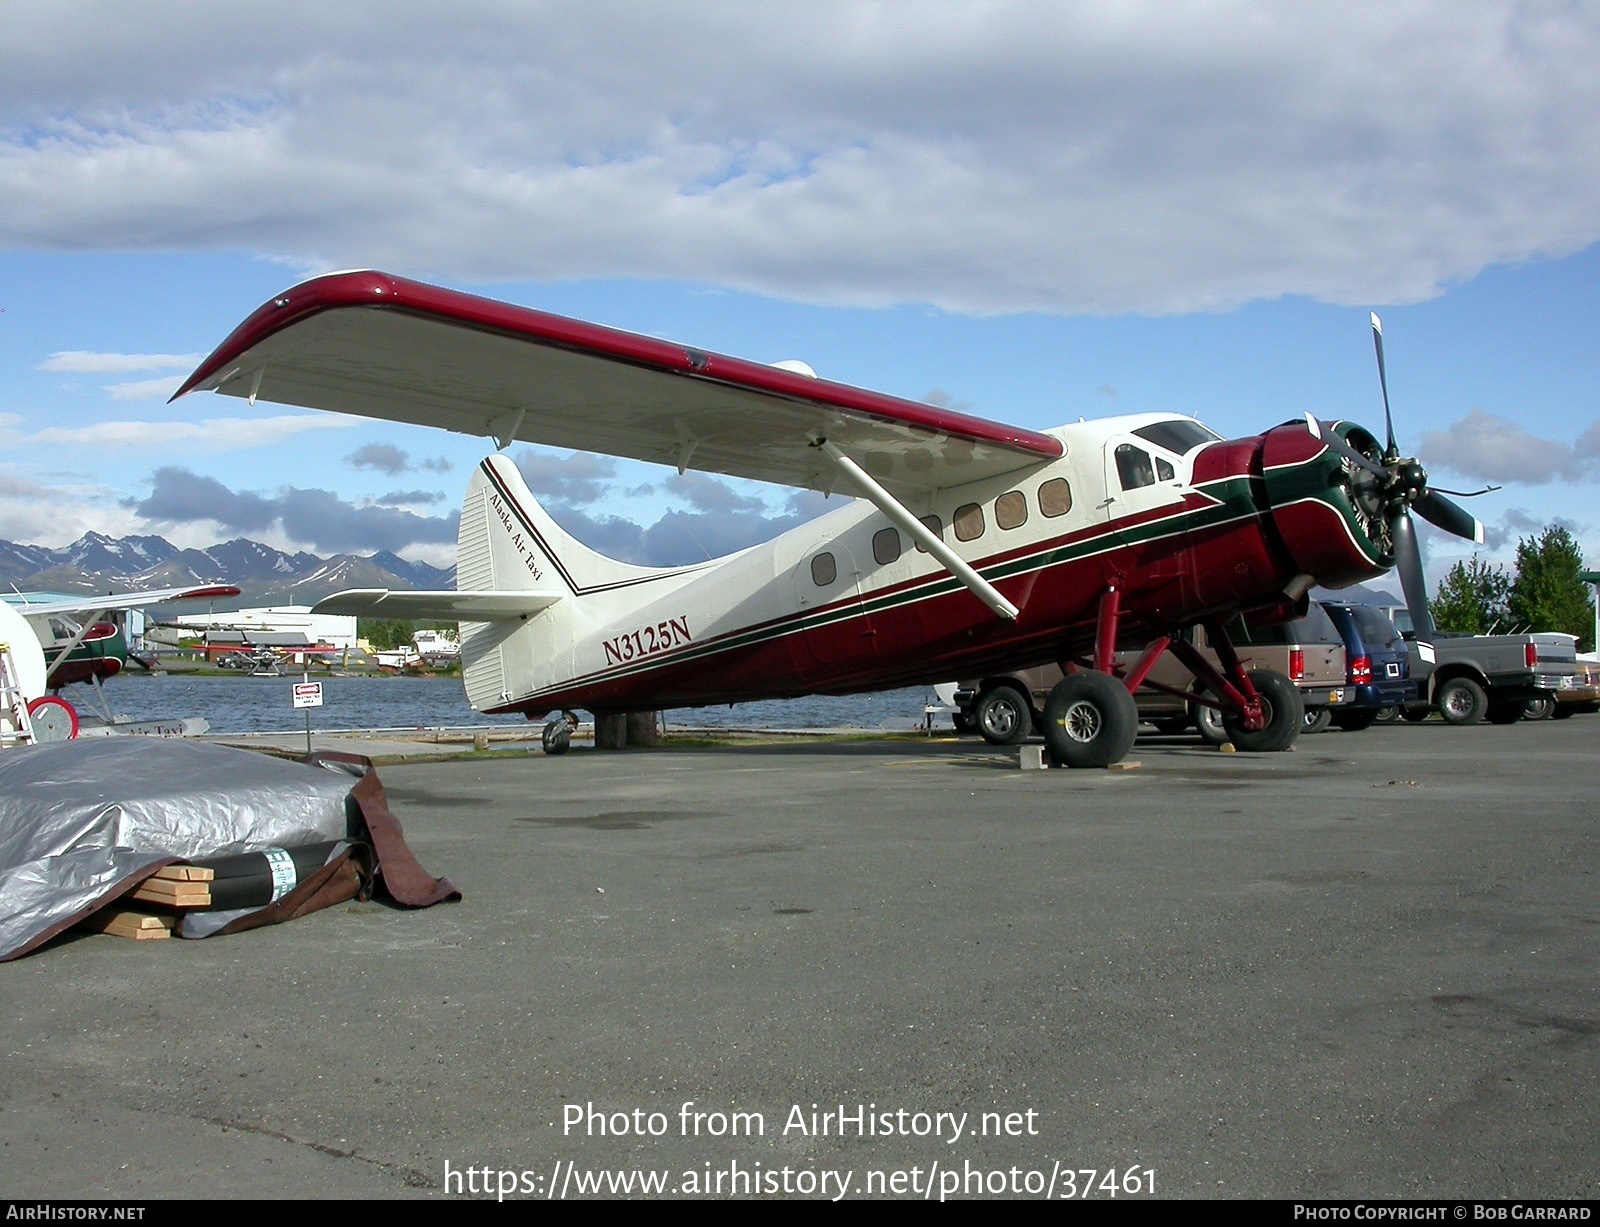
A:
[2,1,1597,573]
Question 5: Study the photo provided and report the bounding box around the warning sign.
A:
[292,682,324,709]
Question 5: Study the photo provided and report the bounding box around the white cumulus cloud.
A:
[4,3,1600,315]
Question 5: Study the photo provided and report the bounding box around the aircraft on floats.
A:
[173,273,1483,767]
[0,585,240,739]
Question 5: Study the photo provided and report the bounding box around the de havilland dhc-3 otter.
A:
[173,272,1484,768]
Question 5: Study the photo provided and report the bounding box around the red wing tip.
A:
[175,586,242,600]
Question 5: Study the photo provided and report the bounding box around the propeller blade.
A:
[1303,413,1387,478]
[1413,490,1485,545]
[1371,312,1396,456]
[1389,508,1437,661]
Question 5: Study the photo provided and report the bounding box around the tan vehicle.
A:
[952,603,1349,747]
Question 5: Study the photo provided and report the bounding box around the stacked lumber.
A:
[81,841,345,941]
[130,863,215,908]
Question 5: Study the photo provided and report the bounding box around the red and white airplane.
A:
[175,273,1480,766]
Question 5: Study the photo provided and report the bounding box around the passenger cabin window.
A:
[953,503,985,542]
[811,552,837,586]
[872,527,901,565]
[1038,478,1073,518]
[995,490,1027,530]
[1115,444,1156,491]
[1155,456,1175,481]
[914,514,943,553]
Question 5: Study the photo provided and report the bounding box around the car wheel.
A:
[1523,696,1556,721]
[951,710,978,735]
[1332,708,1379,732]
[1303,707,1333,734]
[1550,704,1578,720]
[1485,702,1524,725]
[1401,705,1431,723]
[1149,715,1191,735]
[1224,669,1304,753]
[1437,678,1488,725]
[975,685,1032,746]
[1191,691,1229,745]
[1042,672,1139,768]
[1373,705,1402,723]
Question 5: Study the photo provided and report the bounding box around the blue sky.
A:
[2,3,1597,577]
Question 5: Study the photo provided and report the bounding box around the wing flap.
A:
[177,272,1062,494]
[311,589,564,620]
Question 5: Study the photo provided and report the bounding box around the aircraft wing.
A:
[175,271,1063,495]
[312,589,564,620]
[6,585,242,619]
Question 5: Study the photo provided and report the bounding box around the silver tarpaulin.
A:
[0,739,358,960]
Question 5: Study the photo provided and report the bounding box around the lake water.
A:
[87,673,947,735]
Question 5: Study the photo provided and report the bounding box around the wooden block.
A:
[1106,760,1141,771]
[150,864,216,882]
[81,910,175,940]
[129,879,211,907]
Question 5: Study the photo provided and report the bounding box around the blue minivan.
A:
[1320,601,1418,730]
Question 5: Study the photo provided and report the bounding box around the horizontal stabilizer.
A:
[312,589,564,620]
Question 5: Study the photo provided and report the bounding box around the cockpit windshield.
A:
[1132,419,1220,455]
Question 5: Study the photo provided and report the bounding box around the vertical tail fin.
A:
[455,455,682,711]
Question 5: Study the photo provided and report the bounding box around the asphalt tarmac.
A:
[5,719,1598,1201]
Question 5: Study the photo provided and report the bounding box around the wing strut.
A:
[815,441,1019,621]
[43,608,109,687]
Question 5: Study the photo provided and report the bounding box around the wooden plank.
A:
[128,880,211,907]
[80,910,175,939]
[149,864,216,882]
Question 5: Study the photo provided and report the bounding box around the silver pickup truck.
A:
[1386,609,1600,723]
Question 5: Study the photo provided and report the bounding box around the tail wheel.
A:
[975,684,1032,746]
[541,718,573,755]
[1223,669,1304,752]
[1042,673,1138,768]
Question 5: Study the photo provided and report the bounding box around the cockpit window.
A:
[1115,444,1156,491]
[1133,420,1219,454]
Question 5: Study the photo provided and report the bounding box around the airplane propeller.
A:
[1303,313,1489,658]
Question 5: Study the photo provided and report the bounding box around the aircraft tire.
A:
[975,685,1032,746]
[1436,678,1487,726]
[541,719,573,755]
[1042,672,1138,768]
[26,695,79,741]
[1223,669,1303,753]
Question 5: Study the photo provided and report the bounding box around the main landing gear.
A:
[1041,590,1303,767]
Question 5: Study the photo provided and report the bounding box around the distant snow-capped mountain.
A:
[0,533,454,607]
